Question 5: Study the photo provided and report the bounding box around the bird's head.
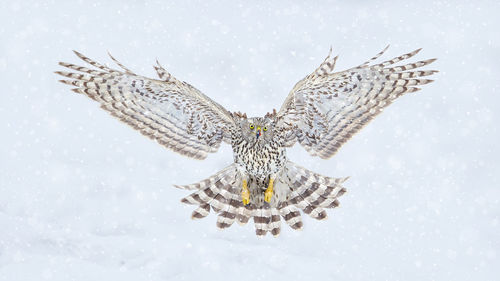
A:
[232,111,275,145]
[245,117,274,143]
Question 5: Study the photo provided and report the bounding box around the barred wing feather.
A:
[56,51,235,159]
[277,46,438,159]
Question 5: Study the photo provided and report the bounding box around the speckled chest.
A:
[231,134,286,177]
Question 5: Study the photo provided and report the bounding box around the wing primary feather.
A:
[107,51,135,74]
[360,44,390,65]
[72,50,113,72]
[376,48,422,68]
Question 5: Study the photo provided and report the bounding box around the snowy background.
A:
[1,0,499,280]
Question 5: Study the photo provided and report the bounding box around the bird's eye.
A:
[263,126,268,131]
[249,124,254,129]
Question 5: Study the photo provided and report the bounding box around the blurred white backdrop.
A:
[0,0,498,280]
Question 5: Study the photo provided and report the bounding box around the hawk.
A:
[56,46,437,237]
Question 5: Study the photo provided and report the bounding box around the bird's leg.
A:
[264,174,276,203]
[241,177,250,205]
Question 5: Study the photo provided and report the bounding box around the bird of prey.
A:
[56,45,437,236]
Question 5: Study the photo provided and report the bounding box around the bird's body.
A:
[56,45,437,236]
[231,117,286,179]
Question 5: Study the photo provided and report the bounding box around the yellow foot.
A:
[241,180,250,205]
[264,178,274,203]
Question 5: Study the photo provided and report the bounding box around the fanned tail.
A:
[175,164,240,226]
[177,161,348,237]
[283,161,348,222]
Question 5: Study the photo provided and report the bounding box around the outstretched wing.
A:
[277,46,438,159]
[56,51,235,160]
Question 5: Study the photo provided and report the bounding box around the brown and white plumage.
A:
[56,45,437,237]
[277,46,437,159]
[56,51,234,160]
[176,161,347,236]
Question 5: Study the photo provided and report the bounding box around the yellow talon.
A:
[242,180,250,205]
[264,178,274,203]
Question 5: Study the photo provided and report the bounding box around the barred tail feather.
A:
[284,161,348,221]
[254,205,272,236]
[177,161,348,237]
[236,205,252,225]
[278,202,303,230]
[269,208,282,236]
[191,204,210,219]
